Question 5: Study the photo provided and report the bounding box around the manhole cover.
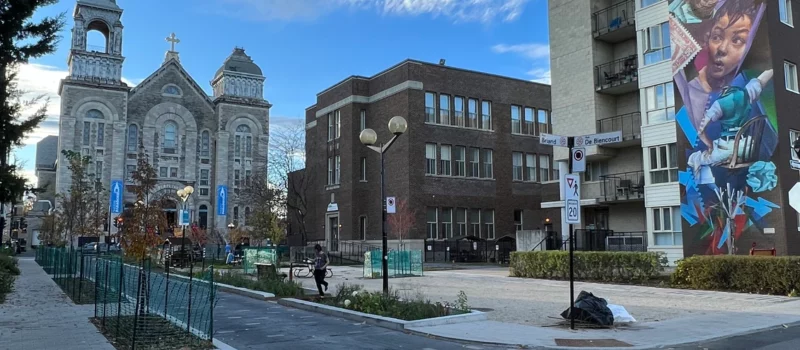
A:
[554,339,633,347]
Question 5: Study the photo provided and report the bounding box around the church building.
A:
[54,0,271,234]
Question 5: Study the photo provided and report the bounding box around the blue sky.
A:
[14,0,550,183]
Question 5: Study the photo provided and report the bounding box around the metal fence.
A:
[36,247,218,349]
[363,250,423,278]
[423,238,517,263]
[242,247,277,274]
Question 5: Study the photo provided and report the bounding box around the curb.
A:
[277,298,486,331]
[170,273,276,300]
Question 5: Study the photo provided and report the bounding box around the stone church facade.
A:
[55,0,270,234]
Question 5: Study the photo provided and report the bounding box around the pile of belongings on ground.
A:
[560,290,636,326]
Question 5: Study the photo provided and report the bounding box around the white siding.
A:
[638,61,672,89]
[644,183,680,207]
[635,0,669,30]
[641,121,677,147]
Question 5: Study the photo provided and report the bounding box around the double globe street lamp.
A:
[177,185,195,263]
[359,116,408,294]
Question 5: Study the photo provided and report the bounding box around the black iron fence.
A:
[595,55,638,90]
[592,0,635,35]
[294,240,380,265]
[423,237,517,264]
[567,230,647,252]
[597,112,641,141]
[599,170,645,202]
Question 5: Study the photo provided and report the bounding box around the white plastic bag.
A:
[606,304,636,323]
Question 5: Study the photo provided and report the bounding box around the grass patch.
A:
[91,316,213,350]
[193,270,305,297]
[317,284,471,321]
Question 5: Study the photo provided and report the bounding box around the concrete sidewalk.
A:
[0,257,114,350]
[407,302,800,349]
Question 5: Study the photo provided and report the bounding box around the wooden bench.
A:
[750,242,776,256]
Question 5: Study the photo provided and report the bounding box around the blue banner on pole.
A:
[217,185,228,216]
[110,180,123,214]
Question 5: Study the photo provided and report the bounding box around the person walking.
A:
[313,244,329,297]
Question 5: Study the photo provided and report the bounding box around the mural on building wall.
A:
[671,0,779,255]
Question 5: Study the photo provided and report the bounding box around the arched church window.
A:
[87,109,104,119]
[235,124,253,159]
[163,85,182,96]
[127,124,138,153]
[199,205,208,229]
[200,131,210,157]
[164,121,177,153]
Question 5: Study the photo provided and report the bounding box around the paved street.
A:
[670,323,800,350]
[213,291,503,350]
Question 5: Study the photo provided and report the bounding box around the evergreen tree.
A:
[0,1,65,202]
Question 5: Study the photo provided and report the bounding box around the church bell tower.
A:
[67,0,125,85]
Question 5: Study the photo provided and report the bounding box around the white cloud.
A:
[527,68,551,84]
[215,0,530,23]
[491,43,550,60]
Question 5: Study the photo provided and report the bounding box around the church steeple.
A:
[67,0,125,85]
[211,48,265,100]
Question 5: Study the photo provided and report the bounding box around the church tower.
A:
[210,48,271,231]
[56,0,129,203]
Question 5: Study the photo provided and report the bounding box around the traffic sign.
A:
[564,174,581,224]
[386,197,397,213]
[789,183,800,214]
[571,148,586,173]
[540,133,568,147]
[575,131,622,147]
[110,180,123,214]
[217,185,228,216]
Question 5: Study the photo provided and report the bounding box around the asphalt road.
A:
[670,323,800,350]
[212,292,502,350]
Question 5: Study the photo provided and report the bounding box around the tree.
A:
[188,223,209,247]
[269,121,313,244]
[0,1,65,208]
[39,211,66,246]
[388,199,417,250]
[56,150,107,246]
[120,146,168,261]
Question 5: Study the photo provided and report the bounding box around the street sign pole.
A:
[567,136,575,331]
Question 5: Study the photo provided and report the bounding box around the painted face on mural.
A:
[706,13,752,81]
[690,0,718,19]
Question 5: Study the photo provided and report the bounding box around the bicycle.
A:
[292,258,333,278]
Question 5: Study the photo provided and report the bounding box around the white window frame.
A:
[537,109,550,135]
[652,206,683,246]
[327,113,335,141]
[469,209,481,237]
[440,145,452,176]
[645,82,676,124]
[335,110,341,139]
[456,208,467,236]
[454,146,466,177]
[468,98,479,128]
[482,149,494,179]
[539,155,551,182]
[427,207,438,239]
[360,157,367,181]
[512,152,523,181]
[526,153,537,182]
[359,216,368,240]
[785,61,799,93]
[454,96,465,127]
[511,105,522,134]
[439,94,451,125]
[584,161,608,182]
[441,208,453,239]
[425,92,436,123]
[327,157,334,185]
[469,147,480,178]
[483,209,495,239]
[514,210,523,232]
[425,143,437,175]
[642,22,670,66]
[335,155,341,184]
[524,107,535,135]
[481,100,492,130]
[649,143,678,184]
[360,110,366,131]
[780,0,794,27]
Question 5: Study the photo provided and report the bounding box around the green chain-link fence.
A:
[36,247,218,349]
[363,250,424,278]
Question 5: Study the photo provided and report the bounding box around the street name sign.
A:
[540,133,568,147]
[574,131,623,147]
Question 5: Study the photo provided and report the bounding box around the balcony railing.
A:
[596,112,641,141]
[595,55,638,93]
[592,0,636,41]
[599,170,644,202]
[566,230,647,252]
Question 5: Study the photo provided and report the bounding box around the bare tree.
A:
[388,198,417,250]
[268,121,313,244]
[56,150,107,247]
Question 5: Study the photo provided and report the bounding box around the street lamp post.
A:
[177,186,195,265]
[359,116,408,294]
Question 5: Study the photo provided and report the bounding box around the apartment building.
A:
[298,59,561,259]
[549,0,800,261]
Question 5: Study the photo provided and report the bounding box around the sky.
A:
[12,0,551,185]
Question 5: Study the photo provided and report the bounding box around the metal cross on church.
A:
[166,33,180,51]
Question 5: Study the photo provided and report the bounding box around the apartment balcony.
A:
[596,112,641,148]
[595,55,638,95]
[599,170,644,203]
[592,0,636,43]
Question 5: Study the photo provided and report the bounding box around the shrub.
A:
[671,255,800,296]
[0,254,19,276]
[509,251,664,283]
[0,246,15,257]
[0,271,15,303]
[195,270,304,297]
[321,284,469,321]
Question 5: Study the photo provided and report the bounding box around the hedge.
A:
[671,255,800,296]
[509,251,664,283]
